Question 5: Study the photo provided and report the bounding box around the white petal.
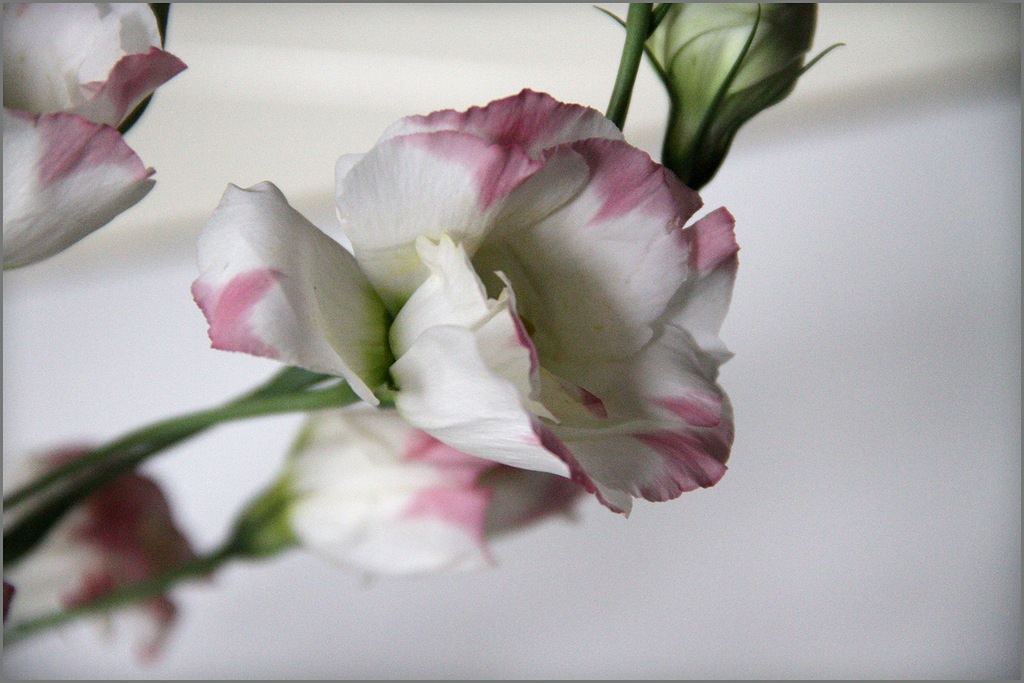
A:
[473,138,704,381]
[667,207,739,363]
[389,235,548,416]
[2,110,154,268]
[550,324,734,512]
[192,182,390,403]
[2,4,184,126]
[388,235,493,358]
[392,325,570,477]
[335,131,543,313]
[288,408,494,575]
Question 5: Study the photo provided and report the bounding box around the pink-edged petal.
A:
[2,4,183,125]
[551,325,734,514]
[3,110,154,268]
[670,207,739,363]
[391,325,571,478]
[378,89,624,158]
[335,131,545,313]
[404,428,495,482]
[473,137,703,378]
[565,409,732,516]
[72,47,187,128]
[287,408,495,575]
[293,490,493,575]
[192,182,390,403]
[403,485,491,547]
[477,273,546,410]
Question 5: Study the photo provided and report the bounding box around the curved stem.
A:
[605,3,653,130]
[4,367,330,511]
[4,541,242,646]
[4,376,358,567]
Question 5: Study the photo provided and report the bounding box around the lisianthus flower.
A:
[3,448,198,661]
[2,3,186,268]
[194,90,738,515]
[254,406,584,576]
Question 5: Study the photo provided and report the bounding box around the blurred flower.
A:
[2,3,186,268]
[194,89,737,515]
[3,447,198,661]
[234,407,584,576]
[647,3,825,190]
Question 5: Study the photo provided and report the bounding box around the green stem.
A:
[4,367,330,511]
[4,374,358,568]
[4,541,241,646]
[605,3,653,130]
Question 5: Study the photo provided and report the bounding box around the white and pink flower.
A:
[193,90,738,515]
[3,447,198,660]
[2,3,186,268]
[283,407,584,575]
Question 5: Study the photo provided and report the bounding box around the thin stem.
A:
[4,367,330,511]
[605,3,653,130]
[4,379,359,567]
[4,542,241,646]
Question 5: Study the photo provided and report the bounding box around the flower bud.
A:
[2,3,186,268]
[648,3,833,190]
[3,447,198,660]
[237,407,583,577]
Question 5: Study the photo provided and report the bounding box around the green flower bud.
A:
[647,3,838,190]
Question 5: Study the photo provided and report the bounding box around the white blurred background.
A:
[3,3,1020,678]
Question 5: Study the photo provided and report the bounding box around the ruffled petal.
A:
[473,137,703,378]
[391,324,571,477]
[564,412,731,516]
[335,131,546,313]
[551,324,734,515]
[192,182,390,403]
[72,47,187,128]
[389,234,544,412]
[388,235,495,359]
[669,207,740,363]
[378,89,625,158]
[2,110,154,268]
[520,197,736,514]
[2,4,184,126]
[288,408,495,575]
